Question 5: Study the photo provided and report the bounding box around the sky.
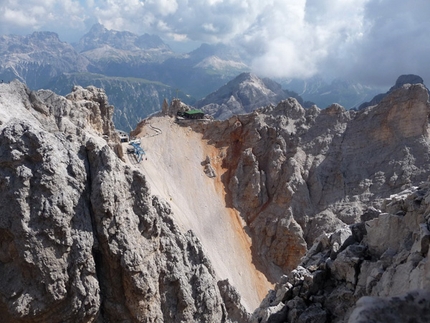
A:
[1,0,430,87]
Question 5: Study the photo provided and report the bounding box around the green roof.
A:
[185,109,204,115]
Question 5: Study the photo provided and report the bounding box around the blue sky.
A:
[1,0,430,87]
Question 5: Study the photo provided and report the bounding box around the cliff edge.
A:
[0,81,247,322]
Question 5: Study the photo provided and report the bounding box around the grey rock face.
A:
[0,119,100,322]
[2,75,430,323]
[189,83,430,283]
[349,290,430,323]
[0,81,246,322]
[251,183,430,323]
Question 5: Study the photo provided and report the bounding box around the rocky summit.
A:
[0,77,430,323]
[196,72,308,120]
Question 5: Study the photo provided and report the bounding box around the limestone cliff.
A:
[2,77,430,323]
[251,183,430,322]
[0,81,246,322]
[178,81,430,322]
[187,83,430,281]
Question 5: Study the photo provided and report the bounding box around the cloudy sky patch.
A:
[0,0,429,86]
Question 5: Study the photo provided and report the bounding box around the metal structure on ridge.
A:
[128,140,145,163]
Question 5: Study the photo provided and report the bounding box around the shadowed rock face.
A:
[0,81,247,322]
[251,182,430,323]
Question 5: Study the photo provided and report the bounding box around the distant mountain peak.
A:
[189,43,244,62]
[359,74,428,110]
[75,23,170,53]
[196,73,304,119]
[391,74,424,91]
[88,22,105,34]
[29,31,61,41]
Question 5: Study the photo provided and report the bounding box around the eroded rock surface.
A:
[251,184,430,322]
[0,81,246,322]
[188,83,430,284]
[2,77,430,323]
[131,79,430,322]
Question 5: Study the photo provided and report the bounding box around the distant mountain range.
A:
[0,23,393,130]
[0,31,89,89]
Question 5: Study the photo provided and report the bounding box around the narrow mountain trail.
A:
[148,123,162,136]
[123,116,273,312]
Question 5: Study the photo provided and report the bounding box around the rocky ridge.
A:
[175,81,430,321]
[46,73,193,131]
[187,82,430,278]
[0,81,246,322]
[251,183,430,322]
[1,76,430,322]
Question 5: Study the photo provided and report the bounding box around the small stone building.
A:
[116,130,129,142]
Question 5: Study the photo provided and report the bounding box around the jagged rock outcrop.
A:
[0,81,247,322]
[187,82,430,284]
[251,183,430,322]
[2,75,430,322]
[46,73,189,131]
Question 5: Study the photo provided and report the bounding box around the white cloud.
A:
[0,0,87,36]
[202,23,218,33]
[146,0,178,16]
[242,0,373,79]
[168,33,189,42]
[1,0,430,85]
[61,0,82,15]
[335,0,430,86]
[3,8,39,27]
